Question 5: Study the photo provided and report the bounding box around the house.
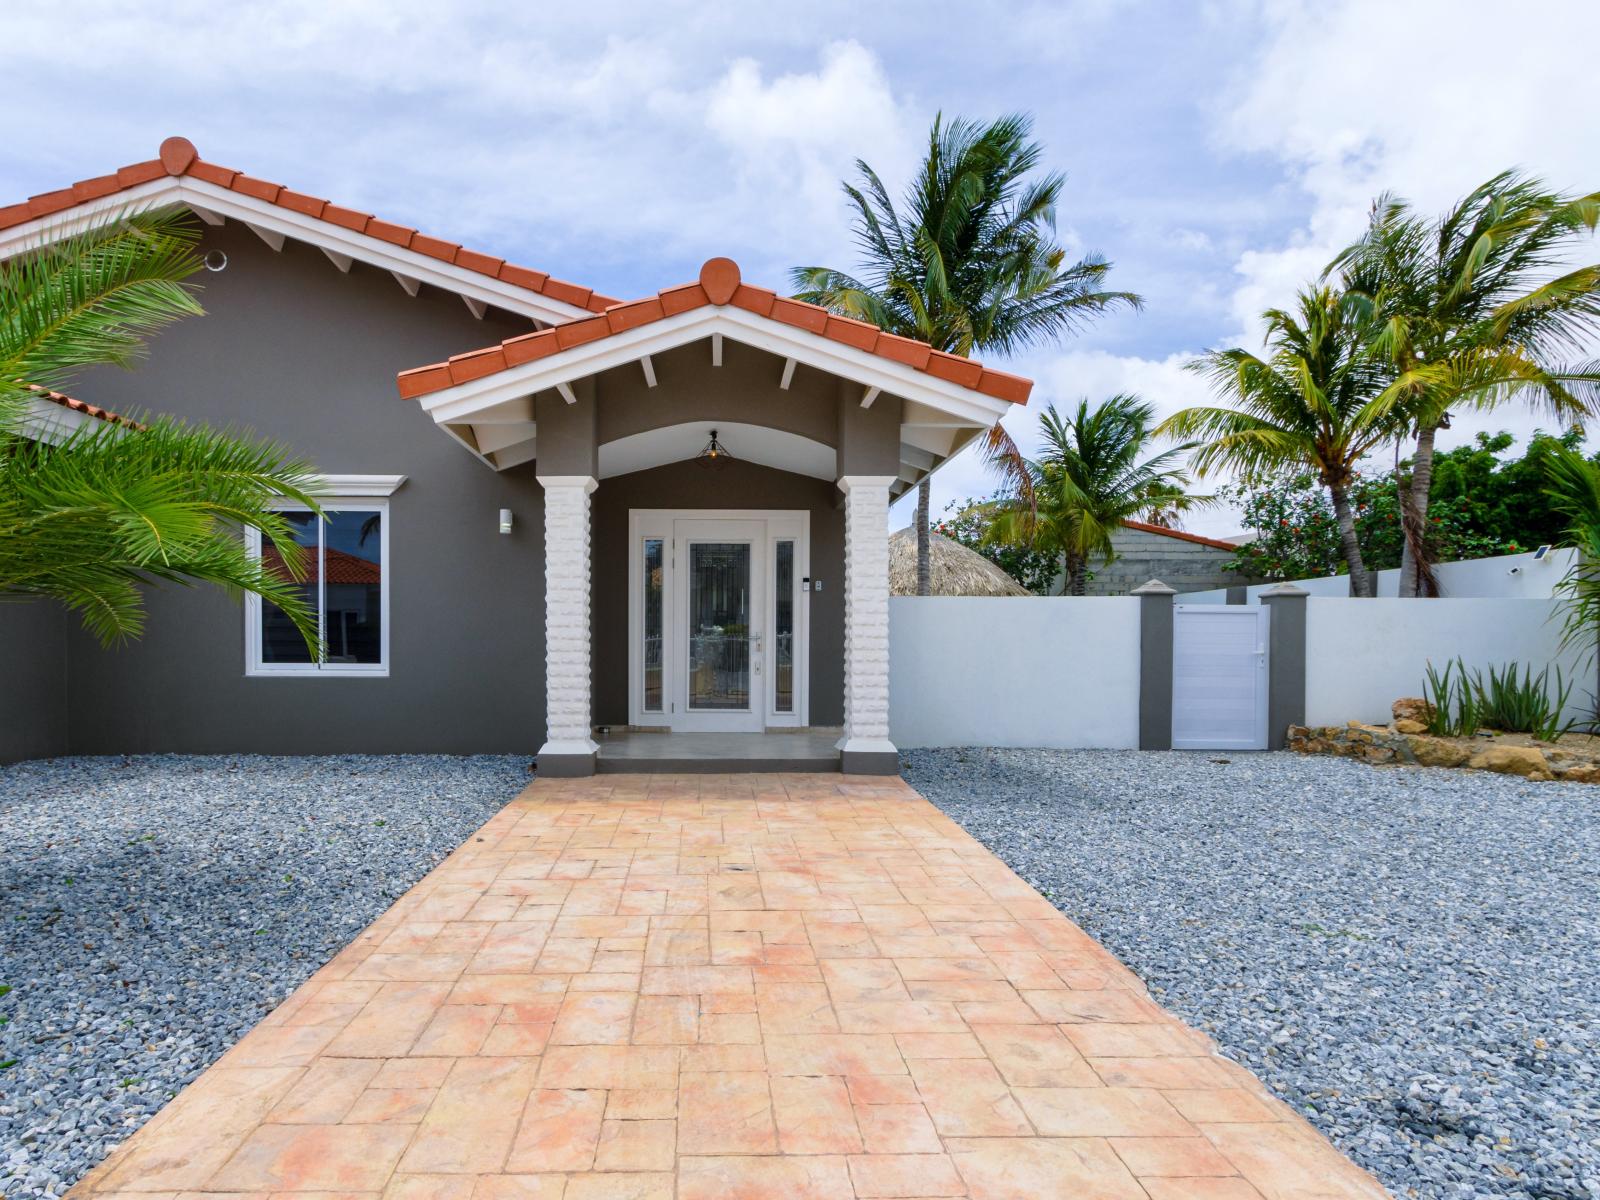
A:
[1079,520,1258,596]
[0,138,1030,774]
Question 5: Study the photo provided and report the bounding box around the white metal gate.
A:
[1172,604,1270,750]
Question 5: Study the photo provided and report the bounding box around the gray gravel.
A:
[0,754,528,1200]
[904,748,1600,1200]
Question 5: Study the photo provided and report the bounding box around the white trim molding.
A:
[419,305,1013,430]
[0,177,593,326]
[312,473,407,497]
[837,475,898,763]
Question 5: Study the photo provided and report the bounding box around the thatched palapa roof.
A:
[888,527,1031,597]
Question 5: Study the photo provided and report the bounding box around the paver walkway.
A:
[74,774,1387,1199]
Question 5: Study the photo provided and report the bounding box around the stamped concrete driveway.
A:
[72,773,1386,1200]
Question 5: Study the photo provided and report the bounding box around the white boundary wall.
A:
[1180,547,1574,603]
[1303,597,1589,727]
[889,597,1140,748]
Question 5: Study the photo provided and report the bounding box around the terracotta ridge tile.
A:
[396,363,453,399]
[446,345,509,385]
[543,277,595,308]
[502,329,562,367]
[976,367,1032,404]
[659,283,710,316]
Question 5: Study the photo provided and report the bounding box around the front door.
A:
[629,510,809,732]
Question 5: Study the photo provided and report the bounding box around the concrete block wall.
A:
[1083,527,1257,596]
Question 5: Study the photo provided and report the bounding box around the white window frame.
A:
[244,475,403,678]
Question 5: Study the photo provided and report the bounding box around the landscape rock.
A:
[1392,697,1435,725]
[1465,745,1553,781]
[1407,735,1473,769]
[1393,718,1429,735]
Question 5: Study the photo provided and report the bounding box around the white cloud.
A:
[1216,0,1600,352]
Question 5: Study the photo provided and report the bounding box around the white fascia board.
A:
[18,396,107,444]
[312,473,408,496]
[0,177,592,326]
[420,306,1013,428]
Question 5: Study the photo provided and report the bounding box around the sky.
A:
[8,0,1600,536]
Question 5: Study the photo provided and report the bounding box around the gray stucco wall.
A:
[0,601,69,763]
[1084,527,1259,596]
[590,459,845,728]
[7,222,548,757]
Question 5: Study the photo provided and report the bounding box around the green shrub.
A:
[1422,658,1573,741]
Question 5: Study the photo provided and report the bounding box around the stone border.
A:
[1288,721,1600,783]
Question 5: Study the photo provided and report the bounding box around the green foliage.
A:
[792,112,1139,358]
[935,498,1058,594]
[0,207,323,648]
[1224,431,1580,581]
[982,395,1209,595]
[1423,657,1573,740]
[1542,443,1600,664]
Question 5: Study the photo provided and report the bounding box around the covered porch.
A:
[396,258,1029,776]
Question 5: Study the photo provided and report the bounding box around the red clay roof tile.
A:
[771,296,829,334]
[1120,519,1237,550]
[824,313,880,351]
[447,346,509,385]
[976,367,1031,404]
[24,383,138,428]
[553,314,610,350]
[396,364,454,399]
[731,283,777,316]
[274,188,327,218]
[924,349,984,388]
[395,257,1034,407]
[659,282,709,316]
[606,296,666,333]
[502,330,562,367]
[2,138,620,315]
[875,333,933,369]
[542,278,594,308]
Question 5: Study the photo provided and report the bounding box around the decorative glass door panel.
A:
[628,510,810,733]
[687,542,752,711]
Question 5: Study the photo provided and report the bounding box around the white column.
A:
[838,475,898,762]
[537,475,599,763]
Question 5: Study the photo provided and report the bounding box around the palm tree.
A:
[1543,444,1600,664]
[986,394,1204,595]
[793,112,1140,593]
[1,207,322,647]
[1160,287,1402,597]
[1330,172,1600,596]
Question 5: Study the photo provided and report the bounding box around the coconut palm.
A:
[1,207,322,646]
[793,112,1140,593]
[1160,287,1402,597]
[1330,172,1600,596]
[986,394,1204,595]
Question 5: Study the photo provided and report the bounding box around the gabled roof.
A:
[0,138,617,323]
[1120,519,1237,550]
[397,257,1033,406]
[24,383,135,427]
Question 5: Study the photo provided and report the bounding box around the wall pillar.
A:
[1260,582,1308,750]
[537,475,599,777]
[1134,579,1177,750]
[837,474,898,774]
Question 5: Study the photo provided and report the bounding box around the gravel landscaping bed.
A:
[904,748,1600,1200]
[0,754,528,1200]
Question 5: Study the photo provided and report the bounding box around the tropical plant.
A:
[934,498,1059,594]
[793,112,1140,593]
[0,207,322,647]
[1543,443,1600,666]
[982,394,1205,595]
[1161,287,1405,596]
[1330,171,1600,596]
[1424,657,1573,741]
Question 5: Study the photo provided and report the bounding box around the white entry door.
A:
[628,510,809,732]
[1172,605,1270,750]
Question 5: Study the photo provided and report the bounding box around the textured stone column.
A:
[838,475,898,774]
[537,475,599,777]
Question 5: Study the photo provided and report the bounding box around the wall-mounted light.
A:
[203,249,228,272]
[499,508,514,535]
